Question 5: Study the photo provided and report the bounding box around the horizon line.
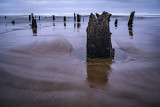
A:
[0,13,160,16]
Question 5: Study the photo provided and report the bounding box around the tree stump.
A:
[77,14,81,22]
[128,11,135,26]
[87,12,114,58]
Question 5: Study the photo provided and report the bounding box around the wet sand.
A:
[0,15,160,107]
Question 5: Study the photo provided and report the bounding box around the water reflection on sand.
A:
[32,27,37,36]
[87,58,113,88]
[128,25,133,38]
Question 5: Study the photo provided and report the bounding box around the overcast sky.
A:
[0,0,160,15]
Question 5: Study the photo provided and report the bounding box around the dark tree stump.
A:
[52,15,55,20]
[128,11,135,26]
[64,16,66,21]
[74,13,76,21]
[12,20,15,24]
[29,15,31,20]
[77,14,81,22]
[87,12,114,58]
[114,19,118,27]
[32,18,37,28]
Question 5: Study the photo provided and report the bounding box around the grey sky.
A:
[0,0,160,15]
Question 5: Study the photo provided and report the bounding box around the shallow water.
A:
[0,15,160,107]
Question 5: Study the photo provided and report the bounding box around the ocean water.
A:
[0,15,160,107]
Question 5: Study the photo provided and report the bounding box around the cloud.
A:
[27,0,75,5]
[0,0,159,15]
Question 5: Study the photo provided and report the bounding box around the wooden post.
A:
[87,12,114,58]
[31,13,34,19]
[128,11,135,26]
[114,19,118,27]
[77,14,81,22]
[52,15,55,20]
[29,15,31,20]
[64,16,66,21]
[32,17,37,28]
[12,20,15,24]
[74,13,76,21]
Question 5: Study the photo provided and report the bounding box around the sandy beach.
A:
[0,15,160,107]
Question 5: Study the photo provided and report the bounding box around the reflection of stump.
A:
[77,14,81,22]
[64,22,66,29]
[74,22,76,29]
[128,26,133,36]
[128,11,135,26]
[53,23,55,26]
[87,58,112,88]
[87,12,114,58]
[64,22,66,27]
[77,22,81,29]
[64,16,66,22]
[32,28,37,36]
[74,13,76,21]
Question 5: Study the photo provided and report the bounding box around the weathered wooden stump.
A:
[77,14,81,22]
[31,13,34,19]
[32,18,37,28]
[29,15,31,20]
[5,16,6,19]
[39,16,40,20]
[96,13,100,18]
[114,19,118,27]
[128,11,135,26]
[52,15,55,20]
[74,13,76,21]
[87,12,114,58]
[12,20,15,24]
[64,16,66,21]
